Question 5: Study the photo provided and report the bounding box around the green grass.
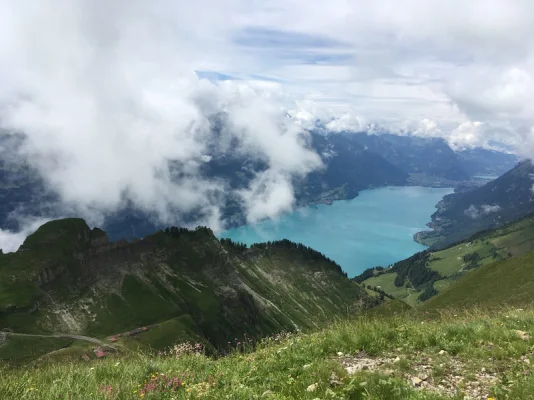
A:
[4,306,534,399]
[428,240,499,277]
[117,316,207,353]
[363,273,421,307]
[363,273,412,299]
[423,250,534,311]
[0,336,73,365]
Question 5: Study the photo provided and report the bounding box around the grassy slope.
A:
[362,213,534,305]
[4,305,534,399]
[416,160,534,248]
[0,336,73,365]
[423,251,534,311]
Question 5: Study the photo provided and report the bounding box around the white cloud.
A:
[0,0,321,233]
[448,121,485,150]
[238,170,296,224]
[233,0,534,153]
[464,204,502,219]
[325,114,367,133]
[0,217,51,253]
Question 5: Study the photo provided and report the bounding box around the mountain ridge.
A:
[416,159,534,248]
[0,218,373,363]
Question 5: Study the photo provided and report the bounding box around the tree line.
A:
[163,226,213,238]
[365,285,394,300]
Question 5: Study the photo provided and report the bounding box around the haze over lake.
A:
[220,186,453,277]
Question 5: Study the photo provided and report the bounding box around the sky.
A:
[0,0,533,250]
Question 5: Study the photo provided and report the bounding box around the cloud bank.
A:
[1,0,534,249]
[0,0,322,251]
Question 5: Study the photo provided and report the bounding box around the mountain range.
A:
[416,160,534,248]
[0,131,519,242]
[344,132,518,183]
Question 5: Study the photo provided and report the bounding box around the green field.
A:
[424,251,534,311]
[362,214,534,305]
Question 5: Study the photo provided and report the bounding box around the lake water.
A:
[220,186,453,277]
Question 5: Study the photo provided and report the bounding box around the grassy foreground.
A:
[4,304,534,399]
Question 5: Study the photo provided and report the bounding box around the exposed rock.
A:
[417,373,428,381]
[338,350,503,399]
[514,329,531,341]
[329,372,342,387]
[411,377,423,387]
[343,354,396,374]
[306,383,318,392]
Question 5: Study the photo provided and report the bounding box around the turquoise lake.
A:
[220,186,453,277]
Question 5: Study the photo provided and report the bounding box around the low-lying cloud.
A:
[0,0,322,251]
[464,204,502,219]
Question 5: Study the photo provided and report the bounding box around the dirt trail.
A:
[3,331,116,350]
